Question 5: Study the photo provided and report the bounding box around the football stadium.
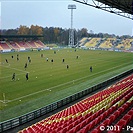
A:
[0,0,133,133]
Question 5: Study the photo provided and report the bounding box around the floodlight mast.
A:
[68,4,76,47]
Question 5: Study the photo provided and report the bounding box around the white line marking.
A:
[0,64,29,73]
[0,64,29,79]
[0,100,5,103]
[0,100,11,103]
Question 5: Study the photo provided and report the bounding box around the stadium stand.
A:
[116,38,133,50]
[34,40,45,48]
[84,38,101,48]
[19,74,133,133]
[99,38,116,49]
[79,37,89,46]
[0,42,11,50]
[0,40,45,52]
[16,41,30,49]
[1,38,133,52]
[78,37,133,51]
[27,41,39,48]
[9,41,20,50]
[26,40,45,48]
[0,45,3,51]
[0,42,11,52]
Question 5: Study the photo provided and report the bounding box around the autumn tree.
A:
[80,28,88,37]
[17,25,29,35]
[30,25,43,35]
[54,28,59,42]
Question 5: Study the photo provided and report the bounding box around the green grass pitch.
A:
[0,49,132,122]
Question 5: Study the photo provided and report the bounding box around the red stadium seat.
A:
[67,123,73,131]
[60,127,67,133]
[108,114,116,124]
[90,129,101,133]
[19,74,133,133]
[72,124,81,132]
[127,110,133,119]
[102,119,110,126]
[80,120,86,129]
[122,114,132,123]
[20,129,28,133]
[115,119,127,133]
[87,120,96,130]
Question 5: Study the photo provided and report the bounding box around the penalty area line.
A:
[0,65,29,79]
[0,64,29,73]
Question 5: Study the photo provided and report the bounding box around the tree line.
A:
[0,25,132,46]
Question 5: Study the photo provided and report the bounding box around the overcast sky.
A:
[0,0,133,36]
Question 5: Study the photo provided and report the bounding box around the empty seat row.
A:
[19,74,133,133]
[0,40,45,50]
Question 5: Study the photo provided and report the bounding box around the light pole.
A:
[68,4,76,47]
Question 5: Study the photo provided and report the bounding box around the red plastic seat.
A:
[79,117,84,123]
[73,124,80,132]
[87,120,96,131]
[94,117,101,125]
[122,114,132,123]
[90,128,100,133]
[78,126,88,133]
[67,123,73,131]
[115,119,127,133]
[26,127,35,133]
[102,119,110,126]
[99,113,106,121]
[85,116,92,124]
[55,127,62,132]
[108,114,116,124]
[96,124,105,132]
[113,110,120,118]
[118,119,127,130]
[73,120,80,127]
[80,120,86,129]
[118,107,124,114]
[108,131,118,133]
[32,125,41,132]
[127,110,133,119]
[60,127,67,133]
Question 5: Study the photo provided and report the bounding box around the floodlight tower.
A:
[68,4,76,47]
